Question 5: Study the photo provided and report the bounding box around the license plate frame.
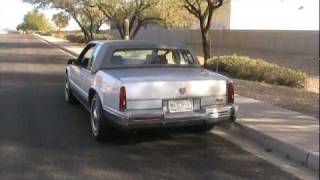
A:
[168,99,193,113]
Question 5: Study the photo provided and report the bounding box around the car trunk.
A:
[105,67,228,110]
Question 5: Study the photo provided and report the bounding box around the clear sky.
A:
[0,0,319,31]
[230,0,319,30]
[0,0,33,30]
[0,0,78,31]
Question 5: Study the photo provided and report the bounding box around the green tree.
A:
[16,23,27,33]
[17,10,51,32]
[156,0,196,28]
[24,0,105,42]
[96,0,162,39]
[52,12,70,32]
[78,0,104,39]
[184,0,224,67]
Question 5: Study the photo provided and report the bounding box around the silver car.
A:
[65,40,237,140]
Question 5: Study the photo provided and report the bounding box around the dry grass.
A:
[306,76,319,93]
[234,79,319,118]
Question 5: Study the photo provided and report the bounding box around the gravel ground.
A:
[234,79,319,118]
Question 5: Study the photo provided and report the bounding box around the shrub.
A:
[207,55,307,88]
[65,33,86,43]
[52,32,65,39]
[65,33,114,43]
[94,33,115,41]
[38,31,52,36]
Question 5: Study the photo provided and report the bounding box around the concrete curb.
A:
[35,35,79,57]
[220,121,319,172]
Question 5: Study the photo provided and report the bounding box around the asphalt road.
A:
[0,34,298,180]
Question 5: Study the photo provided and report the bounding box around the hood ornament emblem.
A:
[179,88,186,94]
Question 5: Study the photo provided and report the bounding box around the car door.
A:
[68,58,82,96]
[77,44,96,103]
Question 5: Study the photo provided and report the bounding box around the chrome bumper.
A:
[103,105,237,130]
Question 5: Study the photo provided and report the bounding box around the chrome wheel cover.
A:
[90,98,100,136]
[65,80,70,101]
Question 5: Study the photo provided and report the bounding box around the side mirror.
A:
[67,58,76,65]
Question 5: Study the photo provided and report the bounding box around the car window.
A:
[113,50,152,60]
[110,49,197,67]
[78,45,96,70]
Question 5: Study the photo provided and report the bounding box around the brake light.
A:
[227,81,234,104]
[119,86,127,111]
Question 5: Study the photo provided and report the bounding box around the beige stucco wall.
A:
[108,29,319,57]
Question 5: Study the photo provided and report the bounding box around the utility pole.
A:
[124,18,130,40]
[209,31,219,73]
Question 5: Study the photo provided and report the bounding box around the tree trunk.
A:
[72,15,91,43]
[95,21,102,33]
[201,30,210,67]
[130,23,142,39]
[82,28,91,43]
[89,31,94,41]
[89,26,94,41]
[115,23,125,39]
[89,15,94,41]
[81,26,92,42]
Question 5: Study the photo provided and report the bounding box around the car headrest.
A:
[111,55,125,65]
[146,54,167,64]
[146,54,158,64]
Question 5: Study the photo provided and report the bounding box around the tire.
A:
[90,94,116,140]
[190,124,215,133]
[65,76,78,104]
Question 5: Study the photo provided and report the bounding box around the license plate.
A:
[168,99,193,113]
[215,97,224,105]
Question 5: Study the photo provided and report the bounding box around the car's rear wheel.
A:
[65,77,78,104]
[90,94,116,140]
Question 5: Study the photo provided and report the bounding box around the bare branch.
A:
[184,0,201,19]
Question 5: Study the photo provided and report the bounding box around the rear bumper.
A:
[103,105,237,130]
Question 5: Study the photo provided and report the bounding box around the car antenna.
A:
[209,32,218,73]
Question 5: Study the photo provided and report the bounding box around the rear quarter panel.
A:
[93,71,122,111]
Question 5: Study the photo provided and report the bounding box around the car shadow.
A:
[101,128,206,146]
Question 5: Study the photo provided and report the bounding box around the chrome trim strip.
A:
[102,104,237,128]
[103,106,127,118]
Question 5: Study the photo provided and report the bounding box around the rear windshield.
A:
[110,49,198,67]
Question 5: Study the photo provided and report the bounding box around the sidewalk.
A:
[37,35,84,56]
[234,95,319,172]
[37,35,319,172]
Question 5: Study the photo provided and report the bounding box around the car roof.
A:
[88,40,197,73]
[90,40,188,50]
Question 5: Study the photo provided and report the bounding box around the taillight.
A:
[119,86,127,111]
[227,81,234,104]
